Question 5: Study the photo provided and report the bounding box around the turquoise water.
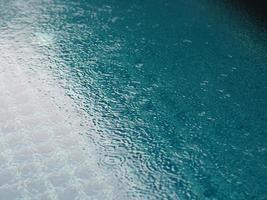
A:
[0,0,267,199]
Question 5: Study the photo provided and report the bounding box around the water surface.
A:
[0,0,267,199]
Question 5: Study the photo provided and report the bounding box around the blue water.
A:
[0,0,267,199]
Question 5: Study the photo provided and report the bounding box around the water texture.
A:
[0,0,267,199]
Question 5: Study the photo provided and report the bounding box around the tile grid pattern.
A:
[0,50,122,200]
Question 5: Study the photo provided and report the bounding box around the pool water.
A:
[0,0,267,199]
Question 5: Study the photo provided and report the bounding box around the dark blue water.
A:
[0,0,267,199]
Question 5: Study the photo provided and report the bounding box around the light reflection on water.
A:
[0,0,267,199]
